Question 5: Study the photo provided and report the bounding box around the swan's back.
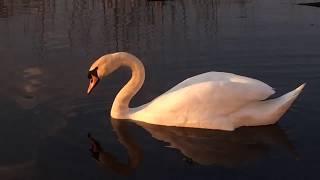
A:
[166,72,274,99]
[130,72,275,126]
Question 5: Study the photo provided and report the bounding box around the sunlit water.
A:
[0,0,319,179]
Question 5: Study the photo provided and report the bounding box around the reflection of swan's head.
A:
[88,119,143,176]
[87,53,127,94]
[88,133,103,160]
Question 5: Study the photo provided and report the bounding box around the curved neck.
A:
[111,53,145,118]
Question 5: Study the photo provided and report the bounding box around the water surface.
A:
[0,0,319,179]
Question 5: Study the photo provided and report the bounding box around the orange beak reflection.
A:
[87,76,99,95]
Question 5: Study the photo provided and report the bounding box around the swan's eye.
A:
[90,79,93,83]
[88,67,98,79]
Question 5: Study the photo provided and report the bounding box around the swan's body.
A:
[87,52,305,131]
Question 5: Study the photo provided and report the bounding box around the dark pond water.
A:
[0,0,320,179]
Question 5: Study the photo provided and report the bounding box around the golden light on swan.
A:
[87,52,305,131]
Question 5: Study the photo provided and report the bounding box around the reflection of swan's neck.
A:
[111,119,142,169]
[90,120,142,176]
[111,54,145,118]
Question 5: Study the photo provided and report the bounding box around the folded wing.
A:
[140,72,275,117]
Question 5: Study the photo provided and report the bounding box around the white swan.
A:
[87,52,305,131]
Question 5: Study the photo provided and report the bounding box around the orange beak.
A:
[87,76,99,95]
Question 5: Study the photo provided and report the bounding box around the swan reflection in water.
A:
[88,119,297,175]
[89,119,143,176]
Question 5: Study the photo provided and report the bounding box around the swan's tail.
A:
[231,83,306,128]
[278,83,305,101]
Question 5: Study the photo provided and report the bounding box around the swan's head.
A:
[87,54,121,94]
